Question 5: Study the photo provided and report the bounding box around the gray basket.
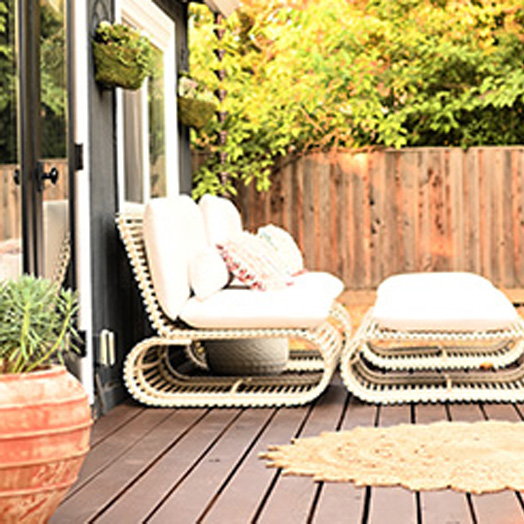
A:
[203,338,289,376]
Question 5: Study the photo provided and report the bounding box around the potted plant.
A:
[178,74,217,129]
[0,275,92,522]
[92,21,153,90]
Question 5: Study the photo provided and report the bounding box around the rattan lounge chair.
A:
[341,272,524,403]
[117,195,351,408]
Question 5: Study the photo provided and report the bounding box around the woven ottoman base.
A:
[203,338,289,376]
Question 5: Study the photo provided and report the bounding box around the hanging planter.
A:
[177,75,217,130]
[92,21,153,90]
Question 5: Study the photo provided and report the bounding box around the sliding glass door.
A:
[0,0,71,283]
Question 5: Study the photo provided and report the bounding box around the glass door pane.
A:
[0,0,22,280]
[40,0,69,284]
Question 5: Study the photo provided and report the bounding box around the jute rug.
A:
[261,420,524,494]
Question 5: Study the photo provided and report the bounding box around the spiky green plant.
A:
[0,275,79,374]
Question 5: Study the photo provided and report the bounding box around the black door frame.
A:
[18,0,44,275]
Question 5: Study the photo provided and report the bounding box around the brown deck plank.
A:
[416,403,473,524]
[63,408,174,500]
[256,380,349,523]
[91,408,238,524]
[448,403,524,524]
[147,408,274,524]
[312,396,377,523]
[202,407,309,523]
[366,404,417,524]
[51,408,209,523]
[89,401,144,446]
[472,403,524,524]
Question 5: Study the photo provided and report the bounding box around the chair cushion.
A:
[180,284,336,329]
[199,194,243,246]
[217,231,292,291]
[372,272,519,331]
[189,246,230,300]
[257,224,304,275]
[143,196,208,320]
[292,271,344,299]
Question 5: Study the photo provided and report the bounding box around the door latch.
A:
[36,162,59,192]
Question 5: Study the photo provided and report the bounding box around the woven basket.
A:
[178,97,216,129]
[203,338,289,376]
[93,42,149,90]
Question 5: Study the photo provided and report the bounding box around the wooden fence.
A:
[235,147,524,290]
[0,160,68,242]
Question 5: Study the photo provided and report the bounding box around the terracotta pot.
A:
[0,366,92,523]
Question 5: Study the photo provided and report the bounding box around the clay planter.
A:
[0,366,92,523]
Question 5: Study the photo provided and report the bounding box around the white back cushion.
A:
[199,194,243,245]
[143,195,207,320]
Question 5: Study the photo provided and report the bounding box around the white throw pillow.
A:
[257,224,304,275]
[189,247,230,300]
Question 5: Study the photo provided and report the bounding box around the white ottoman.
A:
[372,272,519,331]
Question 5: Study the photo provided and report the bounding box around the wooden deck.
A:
[51,375,524,524]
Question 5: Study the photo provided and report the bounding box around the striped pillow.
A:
[217,232,292,291]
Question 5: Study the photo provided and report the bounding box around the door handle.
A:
[36,162,59,192]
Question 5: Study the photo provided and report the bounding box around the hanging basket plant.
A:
[177,75,217,130]
[92,21,153,90]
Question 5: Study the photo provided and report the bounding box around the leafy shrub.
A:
[189,0,524,196]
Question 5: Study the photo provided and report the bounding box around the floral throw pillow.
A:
[257,224,304,275]
[217,231,292,291]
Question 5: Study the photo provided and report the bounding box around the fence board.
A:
[229,147,524,290]
[0,160,67,243]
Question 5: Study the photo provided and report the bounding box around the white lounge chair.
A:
[341,272,524,403]
[117,194,351,408]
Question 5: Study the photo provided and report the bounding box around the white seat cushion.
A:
[199,194,243,245]
[180,284,337,329]
[373,272,519,331]
[292,271,344,299]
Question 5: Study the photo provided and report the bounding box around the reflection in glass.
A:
[0,0,22,279]
[124,88,146,203]
[149,47,166,198]
[40,0,69,282]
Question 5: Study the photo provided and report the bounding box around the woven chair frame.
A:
[341,307,524,404]
[117,212,351,408]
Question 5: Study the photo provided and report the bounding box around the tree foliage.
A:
[189,0,524,196]
[0,0,67,163]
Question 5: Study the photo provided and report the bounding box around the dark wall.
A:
[87,0,191,415]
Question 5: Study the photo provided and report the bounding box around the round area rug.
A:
[261,420,524,494]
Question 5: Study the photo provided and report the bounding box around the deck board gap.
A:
[361,486,372,524]
[306,482,324,524]
[466,494,479,524]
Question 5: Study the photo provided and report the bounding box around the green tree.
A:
[189,0,524,196]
